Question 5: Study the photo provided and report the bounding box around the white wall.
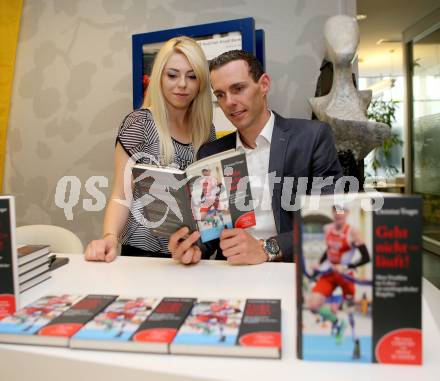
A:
[5,0,356,247]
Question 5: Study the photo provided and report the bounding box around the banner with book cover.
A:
[295,193,422,365]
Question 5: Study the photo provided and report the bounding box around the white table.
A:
[1,255,439,381]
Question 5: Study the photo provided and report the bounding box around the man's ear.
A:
[259,73,271,95]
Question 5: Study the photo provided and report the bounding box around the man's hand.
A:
[220,228,267,265]
[84,235,118,263]
[168,227,202,265]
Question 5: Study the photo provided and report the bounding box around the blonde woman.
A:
[85,36,214,262]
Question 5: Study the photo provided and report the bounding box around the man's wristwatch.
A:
[261,238,282,262]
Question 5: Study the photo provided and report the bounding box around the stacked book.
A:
[17,245,51,293]
[0,294,282,359]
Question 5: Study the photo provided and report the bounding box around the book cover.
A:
[17,245,50,266]
[132,149,255,243]
[70,296,159,351]
[36,294,118,346]
[0,196,19,319]
[186,152,255,242]
[0,294,117,346]
[171,298,245,355]
[0,294,81,344]
[372,196,422,365]
[235,299,282,358]
[170,298,280,358]
[295,194,422,365]
[131,297,196,353]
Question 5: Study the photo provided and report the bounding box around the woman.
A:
[85,36,214,262]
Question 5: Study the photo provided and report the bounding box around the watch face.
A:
[265,238,280,254]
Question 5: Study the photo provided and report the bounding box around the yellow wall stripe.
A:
[0,0,23,191]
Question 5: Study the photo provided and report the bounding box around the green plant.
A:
[367,98,403,176]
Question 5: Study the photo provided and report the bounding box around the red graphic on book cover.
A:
[133,328,177,343]
[0,231,8,251]
[0,294,16,319]
[375,328,422,365]
[235,211,256,229]
[239,332,281,348]
[39,323,83,337]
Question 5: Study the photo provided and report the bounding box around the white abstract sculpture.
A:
[309,15,390,160]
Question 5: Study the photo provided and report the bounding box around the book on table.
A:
[132,148,256,243]
[17,244,50,266]
[19,269,51,294]
[295,193,422,365]
[18,260,51,283]
[70,297,195,353]
[0,294,117,346]
[16,245,51,293]
[0,294,81,345]
[170,298,281,358]
[0,295,282,359]
[18,253,50,274]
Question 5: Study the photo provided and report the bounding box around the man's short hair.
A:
[209,50,264,82]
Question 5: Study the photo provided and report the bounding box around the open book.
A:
[132,149,256,243]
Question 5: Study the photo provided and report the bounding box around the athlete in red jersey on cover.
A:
[308,205,370,345]
[198,168,220,219]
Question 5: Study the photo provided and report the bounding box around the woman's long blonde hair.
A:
[142,36,212,165]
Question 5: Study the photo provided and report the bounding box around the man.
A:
[307,205,370,347]
[169,50,342,265]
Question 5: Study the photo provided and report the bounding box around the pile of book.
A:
[0,294,281,359]
[17,245,51,293]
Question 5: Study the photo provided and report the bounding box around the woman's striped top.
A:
[116,108,216,255]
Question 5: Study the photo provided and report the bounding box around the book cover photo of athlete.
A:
[188,165,233,242]
[298,197,373,362]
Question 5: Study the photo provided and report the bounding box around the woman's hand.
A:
[84,234,118,263]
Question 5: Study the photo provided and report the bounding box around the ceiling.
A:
[357,0,439,77]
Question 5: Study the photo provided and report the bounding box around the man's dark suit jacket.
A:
[197,111,342,262]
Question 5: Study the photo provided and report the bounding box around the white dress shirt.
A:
[236,110,278,240]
